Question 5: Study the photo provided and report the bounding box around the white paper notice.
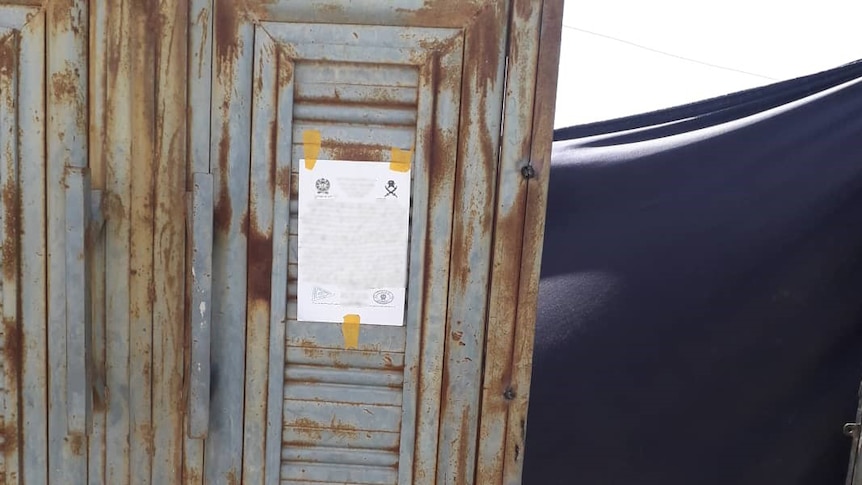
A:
[297,159,411,326]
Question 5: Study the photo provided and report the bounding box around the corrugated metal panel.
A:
[0,1,562,483]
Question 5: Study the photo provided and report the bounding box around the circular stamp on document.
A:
[373,289,395,305]
[315,178,331,195]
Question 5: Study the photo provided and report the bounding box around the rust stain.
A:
[268,118,277,196]
[323,142,387,162]
[466,2,506,88]
[51,67,79,103]
[276,166,291,197]
[290,418,322,429]
[451,330,466,347]
[383,354,393,368]
[141,422,155,456]
[240,0,269,22]
[456,406,472,484]
[276,47,294,88]
[289,172,299,203]
[195,7,209,78]
[102,191,125,221]
[186,468,202,483]
[48,0,74,31]
[92,366,107,413]
[403,0,485,27]
[3,316,23,406]
[295,338,316,348]
[254,46,264,96]
[1,180,18,283]
[69,434,85,456]
[213,121,232,232]
[0,420,18,454]
[300,341,324,358]
[214,0,240,79]
[449,3,507,295]
[292,427,322,440]
[0,36,15,76]
[514,0,535,23]
[226,469,238,485]
[328,417,359,437]
[246,217,273,303]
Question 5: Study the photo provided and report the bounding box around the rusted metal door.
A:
[0,0,562,483]
[198,1,563,484]
[1,1,92,483]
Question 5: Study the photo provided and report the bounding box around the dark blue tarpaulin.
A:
[525,59,862,485]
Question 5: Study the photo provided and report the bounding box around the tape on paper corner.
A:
[342,314,361,349]
[303,130,321,170]
[390,147,412,173]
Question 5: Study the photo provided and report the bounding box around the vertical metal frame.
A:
[477,1,565,484]
[0,23,21,485]
[1,6,48,484]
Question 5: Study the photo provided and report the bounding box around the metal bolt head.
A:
[521,165,536,179]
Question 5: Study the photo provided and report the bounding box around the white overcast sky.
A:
[554,0,862,128]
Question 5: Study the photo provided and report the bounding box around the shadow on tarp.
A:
[524,59,862,485]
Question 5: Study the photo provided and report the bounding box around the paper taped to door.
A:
[297,159,411,326]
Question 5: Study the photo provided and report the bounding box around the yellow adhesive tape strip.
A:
[342,314,360,349]
[303,130,321,170]
[390,147,413,173]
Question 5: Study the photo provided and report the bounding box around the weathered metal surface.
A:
[64,166,93,436]
[205,1,254,481]
[46,0,89,481]
[127,1,156,481]
[103,0,133,481]
[0,0,560,482]
[264,45,293,485]
[437,2,511,483]
[151,1,188,482]
[185,0,212,482]
[406,36,465,485]
[259,20,465,485]
[87,0,108,481]
[242,29,278,485]
[0,25,20,485]
[475,0,560,483]
[500,4,564,483]
[186,173,213,440]
[255,0,488,28]
[14,9,46,483]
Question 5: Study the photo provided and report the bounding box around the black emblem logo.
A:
[315,178,331,195]
[373,290,395,305]
[384,180,398,197]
